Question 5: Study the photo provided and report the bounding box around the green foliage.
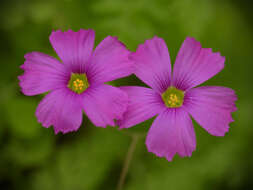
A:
[0,0,252,189]
[5,96,41,139]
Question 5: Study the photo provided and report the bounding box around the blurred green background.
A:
[0,0,252,189]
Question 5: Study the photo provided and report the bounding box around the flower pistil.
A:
[68,73,89,94]
[161,87,184,108]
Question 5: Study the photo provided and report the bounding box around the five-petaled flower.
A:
[117,37,237,161]
[19,29,133,134]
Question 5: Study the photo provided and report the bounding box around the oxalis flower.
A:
[117,37,237,161]
[19,29,132,134]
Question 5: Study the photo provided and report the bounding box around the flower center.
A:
[68,73,89,94]
[161,87,184,108]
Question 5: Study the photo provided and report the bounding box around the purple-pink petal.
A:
[49,29,95,73]
[81,84,128,128]
[146,108,196,161]
[18,52,69,96]
[87,36,133,85]
[184,86,237,136]
[36,88,83,134]
[131,37,171,93]
[117,86,165,128]
[173,37,225,90]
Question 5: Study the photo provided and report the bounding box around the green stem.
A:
[117,134,139,190]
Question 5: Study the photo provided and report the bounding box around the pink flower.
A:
[19,29,133,134]
[117,37,237,161]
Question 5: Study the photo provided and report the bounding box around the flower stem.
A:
[117,134,139,190]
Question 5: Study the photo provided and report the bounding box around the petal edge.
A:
[173,37,225,90]
[146,108,196,161]
[131,36,172,93]
[36,88,83,134]
[117,86,164,128]
[185,86,237,136]
[81,84,128,128]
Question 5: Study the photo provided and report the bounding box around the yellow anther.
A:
[167,93,180,106]
[161,87,184,108]
[68,73,89,94]
[73,78,86,90]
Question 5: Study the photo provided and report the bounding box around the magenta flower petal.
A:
[49,29,95,72]
[81,84,128,127]
[117,86,164,128]
[87,36,133,84]
[173,37,225,90]
[18,52,69,96]
[185,86,237,136]
[131,37,172,93]
[36,88,83,134]
[146,108,196,161]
